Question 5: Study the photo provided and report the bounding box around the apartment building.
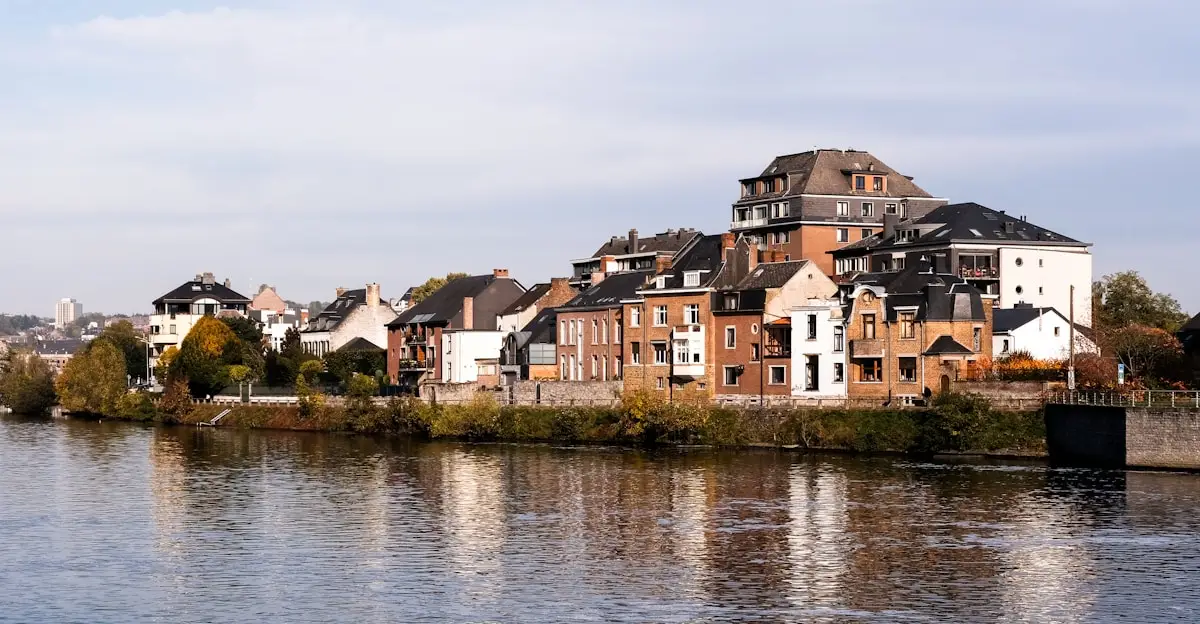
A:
[149,272,250,367]
[555,271,648,382]
[499,307,560,383]
[842,262,993,404]
[729,149,947,275]
[570,228,698,289]
[54,298,83,329]
[300,283,397,357]
[831,202,1093,325]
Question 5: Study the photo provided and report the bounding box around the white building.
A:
[993,306,1097,360]
[149,272,251,367]
[300,283,397,357]
[789,299,848,400]
[440,329,506,384]
[55,298,83,329]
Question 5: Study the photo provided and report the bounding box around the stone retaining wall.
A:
[1045,404,1200,469]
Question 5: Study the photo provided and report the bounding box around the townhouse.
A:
[570,228,698,289]
[555,271,648,382]
[993,305,1097,360]
[842,262,993,403]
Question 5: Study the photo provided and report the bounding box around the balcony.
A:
[763,343,791,358]
[730,217,769,230]
[672,363,706,379]
[396,359,431,372]
[849,339,885,358]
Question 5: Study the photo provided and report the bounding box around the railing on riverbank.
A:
[1050,390,1200,409]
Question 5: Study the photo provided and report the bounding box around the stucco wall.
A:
[997,247,1092,326]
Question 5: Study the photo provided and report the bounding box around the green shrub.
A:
[430,395,500,440]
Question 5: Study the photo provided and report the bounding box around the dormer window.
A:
[872,176,883,191]
[656,276,666,289]
[743,181,756,197]
[762,179,775,193]
[855,176,865,190]
[683,271,701,287]
[724,294,738,310]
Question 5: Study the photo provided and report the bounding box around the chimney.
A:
[366,283,381,307]
[336,287,347,298]
[461,296,474,330]
[550,277,571,289]
[194,273,203,282]
[223,278,231,288]
[591,271,607,285]
[201,272,215,285]
[721,232,735,249]
[600,255,616,273]
[628,229,639,253]
[493,268,509,279]
[883,213,900,241]
[654,255,672,274]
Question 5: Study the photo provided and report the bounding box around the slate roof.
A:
[734,260,810,291]
[1181,313,1200,333]
[34,339,84,356]
[389,274,511,327]
[588,228,699,258]
[337,336,385,352]
[640,234,727,292]
[994,307,1063,333]
[924,336,974,355]
[850,261,987,322]
[153,279,250,305]
[561,272,648,310]
[832,202,1087,258]
[520,307,558,346]
[304,289,367,332]
[500,283,552,317]
[740,149,934,200]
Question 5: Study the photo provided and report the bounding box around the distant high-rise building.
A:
[55,298,83,329]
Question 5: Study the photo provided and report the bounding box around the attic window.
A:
[656,276,666,289]
[191,285,201,291]
[683,271,701,287]
[762,179,775,193]
[872,176,883,191]
[968,229,983,238]
[855,176,865,190]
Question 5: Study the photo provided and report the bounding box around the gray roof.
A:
[740,149,934,200]
[519,307,558,345]
[850,261,987,323]
[993,306,1065,333]
[588,228,699,258]
[734,261,810,291]
[499,282,552,317]
[641,233,726,291]
[390,274,521,327]
[153,278,250,305]
[304,289,368,332]
[336,337,384,352]
[924,336,974,355]
[562,272,648,310]
[34,339,84,356]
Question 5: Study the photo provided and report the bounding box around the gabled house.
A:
[249,285,288,315]
[300,283,397,357]
[570,228,699,289]
[842,262,993,403]
[496,278,577,334]
[149,272,251,367]
[555,271,649,382]
[830,202,1092,325]
[386,270,526,386]
[500,307,560,383]
[993,305,1097,360]
[730,149,948,275]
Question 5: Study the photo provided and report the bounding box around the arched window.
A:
[602,319,608,344]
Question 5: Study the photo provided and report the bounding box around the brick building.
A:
[570,228,699,289]
[729,149,947,275]
[842,262,994,404]
[495,278,578,384]
[555,271,649,382]
[386,270,525,386]
[496,278,577,334]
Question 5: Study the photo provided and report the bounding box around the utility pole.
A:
[1068,284,1076,391]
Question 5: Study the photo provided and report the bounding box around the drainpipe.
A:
[759,311,765,405]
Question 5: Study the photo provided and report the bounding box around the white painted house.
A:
[300,283,397,357]
[993,305,1097,361]
[149,272,251,370]
[440,329,507,384]
[789,298,848,401]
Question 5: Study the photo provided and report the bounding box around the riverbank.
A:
[98,392,1046,456]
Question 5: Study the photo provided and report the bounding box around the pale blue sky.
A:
[1,1,1197,316]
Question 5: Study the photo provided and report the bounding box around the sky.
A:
[1,0,1197,316]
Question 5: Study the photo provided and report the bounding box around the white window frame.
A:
[683,271,701,287]
[836,228,849,243]
[723,365,739,386]
[861,202,874,217]
[725,326,736,349]
[673,339,691,365]
[885,203,898,215]
[631,342,641,365]
[601,319,608,344]
[833,362,844,383]
[652,341,668,365]
[591,319,598,344]
[630,306,640,328]
[837,201,848,216]
[653,306,668,327]
[768,365,787,386]
[683,304,700,325]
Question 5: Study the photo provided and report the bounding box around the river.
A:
[0,416,1198,623]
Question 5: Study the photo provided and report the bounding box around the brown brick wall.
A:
[712,311,790,396]
[556,308,623,381]
[622,293,715,400]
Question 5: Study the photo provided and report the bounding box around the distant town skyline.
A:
[1,1,1197,315]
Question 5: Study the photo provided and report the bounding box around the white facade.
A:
[441,330,506,383]
[497,307,538,335]
[994,309,1098,361]
[789,301,848,399]
[149,312,204,360]
[259,310,303,352]
[301,284,397,357]
[55,298,83,328]
[996,247,1092,326]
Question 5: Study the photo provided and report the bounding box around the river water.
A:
[1,416,1198,623]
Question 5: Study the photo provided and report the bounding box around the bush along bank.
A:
[101,388,1045,456]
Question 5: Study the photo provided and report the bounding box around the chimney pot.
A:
[493,268,509,278]
[721,232,736,250]
[366,283,381,307]
[223,278,231,288]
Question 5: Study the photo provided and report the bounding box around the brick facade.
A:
[555,308,624,381]
[622,293,715,401]
[712,311,791,397]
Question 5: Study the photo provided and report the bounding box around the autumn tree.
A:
[170,316,263,398]
[89,320,149,382]
[1105,325,1186,388]
[0,350,58,414]
[1093,271,1189,332]
[409,272,469,305]
[56,339,127,416]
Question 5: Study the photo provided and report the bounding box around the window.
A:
[899,311,915,339]
[1039,259,1044,267]
[591,355,597,378]
[860,359,882,382]
[855,176,865,190]
[751,342,760,361]
[169,324,177,335]
[763,178,775,193]
[837,201,848,216]
[592,320,598,344]
[743,181,756,197]
[872,176,883,191]
[772,202,790,218]
[1039,287,1044,295]
[769,366,786,385]
[1054,327,1061,337]
[614,356,622,377]
[724,294,738,310]
[652,342,668,365]
[776,230,791,244]
[861,228,872,240]
[807,314,817,340]
[725,326,736,349]
[885,203,898,215]
[1015,257,1024,267]
[569,355,577,381]
[602,319,608,344]
[861,202,874,217]
[723,366,739,386]
[561,355,568,379]
[837,228,849,243]
[863,314,876,339]
[656,376,665,390]
[630,306,641,327]
[1002,339,1010,353]
[833,363,844,383]
[833,326,844,352]
[899,357,917,382]
[673,339,691,365]
[631,342,641,365]
[653,306,668,327]
[656,276,665,289]
[613,321,620,343]
[973,327,982,351]
[1015,285,1024,295]
[751,323,759,335]
[683,272,701,287]
[804,355,819,391]
[684,304,700,325]
[601,356,608,381]
[892,257,906,271]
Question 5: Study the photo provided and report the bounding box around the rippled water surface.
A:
[2,416,1199,622]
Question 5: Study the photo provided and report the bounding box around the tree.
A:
[0,314,42,336]
[56,339,127,416]
[1105,325,1186,388]
[323,349,386,387]
[1093,271,1189,332]
[220,316,265,353]
[409,272,469,305]
[170,316,259,398]
[155,346,179,383]
[90,320,149,382]
[0,350,58,414]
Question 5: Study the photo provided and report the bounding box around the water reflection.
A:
[2,415,1200,623]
